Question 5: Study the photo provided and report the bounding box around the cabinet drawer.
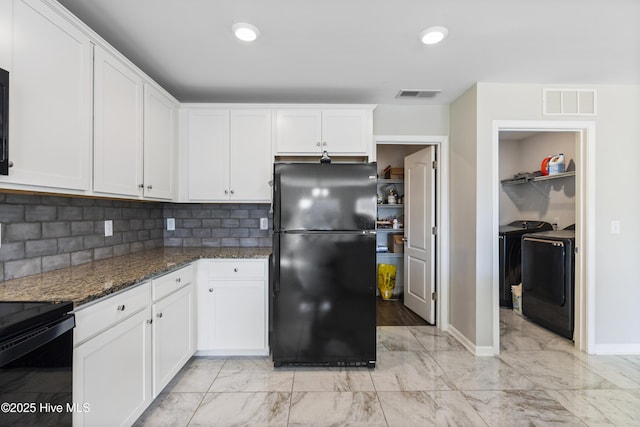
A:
[74,282,150,345]
[152,264,194,302]
[208,260,266,280]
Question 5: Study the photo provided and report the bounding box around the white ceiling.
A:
[57,0,640,105]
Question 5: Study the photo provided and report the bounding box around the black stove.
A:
[0,301,75,426]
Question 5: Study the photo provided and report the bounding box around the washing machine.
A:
[521,228,575,339]
[499,220,553,307]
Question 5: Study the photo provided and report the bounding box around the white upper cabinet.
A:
[275,107,373,156]
[93,45,144,197]
[184,107,272,202]
[93,46,176,200]
[143,84,177,200]
[3,0,92,192]
[229,109,272,201]
[186,109,230,201]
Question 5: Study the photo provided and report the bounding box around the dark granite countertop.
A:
[0,247,271,307]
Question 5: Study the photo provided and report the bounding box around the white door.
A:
[404,147,436,323]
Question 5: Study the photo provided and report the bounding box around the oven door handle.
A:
[0,314,75,367]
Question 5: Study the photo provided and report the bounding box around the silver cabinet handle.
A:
[316,141,321,146]
[117,304,126,311]
[224,190,229,194]
[146,319,153,324]
[176,277,181,283]
[8,161,13,168]
[156,312,163,318]
[401,236,408,242]
[138,184,144,189]
[147,184,152,190]
[234,268,239,272]
[209,288,213,293]
[230,190,235,195]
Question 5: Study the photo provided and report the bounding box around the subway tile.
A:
[25,239,58,257]
[164,238,184,247]
[202,218,221,228]
[58,236,84,252]
[221,219,240,228]
[192,229,212,238]
[0,242,26,262]
[239,238,260,247]
[57,206,83,221]
[94,246,114,261]
[25,205,57,222]
[230,209,250,219]
[113,243,131,257]
[183,218,202,228]
[42,222,71,239]
[130,242,145,253]
[183,238,202,247]
[220,238,240,246]
[83,235,105,249]
[42,253,71,273]
[71,221,95,236]
[4,258,41,280]
[5,194,42,205]
[241,218,260,228]
[229,228,249,238]
[71,250,93,266]
[0,204,25,222]
[5,223,41,242]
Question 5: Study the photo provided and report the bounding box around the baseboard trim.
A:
[447,324,496,356]
[591,343,640,355]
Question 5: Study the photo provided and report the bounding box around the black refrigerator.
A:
[270,162,377,368]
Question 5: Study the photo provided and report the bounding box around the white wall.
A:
[499,132,577,230]
[448,86,479,347]
[451,82,640,353]
[373,104,449,136]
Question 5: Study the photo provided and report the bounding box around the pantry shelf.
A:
[501,171,575,186]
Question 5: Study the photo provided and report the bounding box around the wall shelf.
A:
[501,171,575,186]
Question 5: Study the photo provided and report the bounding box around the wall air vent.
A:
[543,88,596,116]
[396,89,442,99]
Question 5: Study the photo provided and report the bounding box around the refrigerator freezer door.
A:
[273,163,377,231]
[271,232,376,366]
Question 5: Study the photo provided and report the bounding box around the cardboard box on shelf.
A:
[383,165,404,179]
[388,234,404,253]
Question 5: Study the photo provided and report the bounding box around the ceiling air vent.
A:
[396,89,442,99]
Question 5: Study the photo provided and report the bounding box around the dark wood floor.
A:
[376,297,431,326]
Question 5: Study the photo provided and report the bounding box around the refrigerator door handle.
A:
[273,238,280,294]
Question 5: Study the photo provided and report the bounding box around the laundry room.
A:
[498,130,577,340]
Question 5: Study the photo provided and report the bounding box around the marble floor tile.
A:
[578,354,640,389]
[377,326,427,352]
[164,357,226,393]
[378,390,488,427]
[370,350,455,391]
[408,325,466,351]
[499,350,617,390]
[292,367,375,392]
[462,390,584,426]
[288,391,386,427]
[546,389,640,426]
[430,350,537,391]
[208,357,294,392]
[133,392,204,427]
[189,392,290,427]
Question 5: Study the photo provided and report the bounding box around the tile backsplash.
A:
[0,193,272,282]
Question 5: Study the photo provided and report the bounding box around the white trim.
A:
[374,135,450,332]
[447,324,495,356]
[591,344,640,355]
[492,120,596,354]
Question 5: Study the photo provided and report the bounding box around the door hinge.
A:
[432,160,437,169]
[574,246,579,254]
[432,292,437,301]
[432,226,437,235]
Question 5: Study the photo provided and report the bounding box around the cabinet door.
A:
[152,284,195,396]
[210,280,267,353]
[93,45,144,197]
[186,109,229,200]
[274,109,322,154]
[321,109,368,154]
[229,109,272,201]
[73,308,152,427]
[5,0,92,191]
[143,84,176,200]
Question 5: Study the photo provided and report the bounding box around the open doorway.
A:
[492,121,596,354]
[374,135,449,329]
[498,130,577,346]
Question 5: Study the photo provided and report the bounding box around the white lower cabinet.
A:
[73,264,195,426]
[197,259,269,356]
[73,284,152,427]
[151,279,195,396]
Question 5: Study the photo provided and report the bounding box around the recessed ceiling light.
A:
[419,26,448,45]
[232,23,260,42]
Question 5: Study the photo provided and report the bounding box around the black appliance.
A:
[0,301,75,426]
[499,220,553,307]
[0,67,8,175]
[521,229,575,339]
[271,162,377,368]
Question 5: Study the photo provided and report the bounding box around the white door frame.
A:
[373,135,450,330]
[492,121,596,354]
